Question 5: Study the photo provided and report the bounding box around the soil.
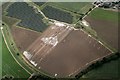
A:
[85,17,118,51]
[11,26,40,52]
[27,28,111,77]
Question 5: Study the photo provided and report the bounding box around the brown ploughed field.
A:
[26,24,73,66]
[85,17,118,51]
[26,24,111,77]
[37,30,111,77]
[11,26,40,52]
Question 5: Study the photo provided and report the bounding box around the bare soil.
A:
[85,17,118,51]
[27,26,111,77]
[11,26,40,52]
[27,24,73,63]
[37,30,111,77]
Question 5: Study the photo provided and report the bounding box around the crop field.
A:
[23,23,112,77]
[6,2,48,32]
[2,2,119,79]
[2,15,40,53]
[24,24,73,77]
[47,2,93,14]
[42,6,73,23]
[38,30,111,77]
[1,38,30,78]
[85,8,119,51]
[11,26,40,53]
[83,57,120,79]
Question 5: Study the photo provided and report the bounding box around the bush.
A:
[2,75,14,80]
[115,52,120,57]
[89,8,92,11]
[11,43,13,45]
[17,53,19,56]
[75,73,83,79]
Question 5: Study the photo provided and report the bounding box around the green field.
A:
[88,8,118,22]
[83,58,120,79]
[47,2,93,14]
[1,37,30,78]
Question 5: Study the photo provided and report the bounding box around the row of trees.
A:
[79,5,96,21]
[75,52,120,79]
[1,75,14,80]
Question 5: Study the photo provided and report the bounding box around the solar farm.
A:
[6,2,48,32]
[1,1,119,79]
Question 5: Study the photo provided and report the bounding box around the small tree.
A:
[2,23,4,25]
[89,8,92,11]
[17,53,19,56]
[115,52,120,57]
[11,43,13,45]
[101,57,107,63]
[79,17,83,21]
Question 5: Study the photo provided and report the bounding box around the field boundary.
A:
[1,25,31,75]
[1,22,36,73]
[0,29,2,79]
[2,22,54,78]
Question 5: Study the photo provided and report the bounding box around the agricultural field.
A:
[42,6,73,23]
[25,26,112,77]
[2,38,30,78]
[85,8,119,52]
[25,24,73,77]
[2,16,40,53]
[47,2,93,14]
[11,26,40,53]
[1,1,119,80]
[38,30,111,77]
[83,57,120,79]
[6,2,48,32]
